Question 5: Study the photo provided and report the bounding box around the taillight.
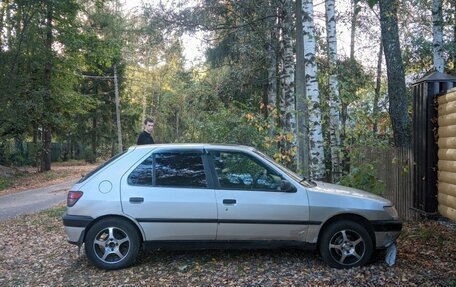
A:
[67,191,83,207]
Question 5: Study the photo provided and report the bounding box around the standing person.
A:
[137,118,155,145]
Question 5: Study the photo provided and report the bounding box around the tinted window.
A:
[210,151,283,191]
[154,152,207,188]
[128,156,153,186]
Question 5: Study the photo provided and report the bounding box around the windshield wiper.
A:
[300,177,316,186]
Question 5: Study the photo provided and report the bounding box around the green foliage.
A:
[0,177,14,190]
[339,163,385,196]
[40,206,66,219]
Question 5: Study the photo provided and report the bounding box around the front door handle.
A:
[129,197,144,204]
[223,199,236,204]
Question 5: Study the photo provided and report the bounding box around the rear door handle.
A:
[223,199,236,204]
[129,197,144,204]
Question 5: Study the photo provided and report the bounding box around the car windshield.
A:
[253,150,316,187]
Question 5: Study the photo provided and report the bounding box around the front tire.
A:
[319,220,373,269]
[85,218,140,270]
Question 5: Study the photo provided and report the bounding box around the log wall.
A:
[437,88,456,221]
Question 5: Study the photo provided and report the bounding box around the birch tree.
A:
[295,0,309,177]
[279,0,296,156]
[303,0,325,179]
[325,0,341,181]
[349,0,360,60]
[432,0,444,72]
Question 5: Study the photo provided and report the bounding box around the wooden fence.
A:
[352,147,417,221]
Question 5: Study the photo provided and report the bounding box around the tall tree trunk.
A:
[379,0,411,147]
[295,0,309,177]
[340,0,360,176]
[279,0,295,164]
[5,0,11,49]
[40,1,53,172]
[373,42,383,134]
[432,0,444,72]
[267,8,278,137]
[303,0,325,179]
[350,0,359,60]
[91,116,97,163]
[0,1,5,51]
[114,64,123,153]
[325,0,341,182]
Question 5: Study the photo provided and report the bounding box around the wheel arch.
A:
[316,213,376,249]
[83,214,145,244]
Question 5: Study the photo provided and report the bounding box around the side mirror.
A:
[281,180,297,193]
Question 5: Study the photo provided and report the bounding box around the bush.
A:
[339,162,385,196]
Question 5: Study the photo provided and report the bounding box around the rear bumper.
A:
[62,214,93,227]
[62,213,93,245]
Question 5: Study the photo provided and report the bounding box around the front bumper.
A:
[62,213,93,245]
[371,220,402,248]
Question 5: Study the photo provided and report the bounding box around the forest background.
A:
[0,0,455,192]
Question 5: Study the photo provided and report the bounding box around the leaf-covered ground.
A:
[0,207,455,287]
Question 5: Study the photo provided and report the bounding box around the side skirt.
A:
[142,240,317,251]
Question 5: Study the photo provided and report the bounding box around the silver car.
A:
[63,144,401,270]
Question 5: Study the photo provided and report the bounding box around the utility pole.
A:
[114,64,123,153]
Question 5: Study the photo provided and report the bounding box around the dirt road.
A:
[0,180,74,221]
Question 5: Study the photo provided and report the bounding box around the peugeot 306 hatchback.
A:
[63,144,402,270]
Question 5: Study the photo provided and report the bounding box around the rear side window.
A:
[127,151,207,188]
[155,152,207,188]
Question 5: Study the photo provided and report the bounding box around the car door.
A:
[121,149,217,240]
[208,150,310,241]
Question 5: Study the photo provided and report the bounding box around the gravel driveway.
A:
[0,206,455,286]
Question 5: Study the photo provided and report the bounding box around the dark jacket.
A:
[137,131,154,145]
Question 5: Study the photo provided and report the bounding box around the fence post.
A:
[412,71,456,216]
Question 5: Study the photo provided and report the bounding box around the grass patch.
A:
[0,176,14,190]
[40,206,66,219]
[42,170,69,181]
[53,160,91,167]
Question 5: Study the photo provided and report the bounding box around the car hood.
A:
[308,181,392,204]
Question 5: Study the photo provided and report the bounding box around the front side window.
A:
[209,151,283,191]
[154,152,207,188]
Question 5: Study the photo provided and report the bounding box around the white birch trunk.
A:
[432,0,444,72]
[295,0,310,177]
[303,0,325,179]
[280,0,296,138]
[325,0,341,182]
[350,0,358,60]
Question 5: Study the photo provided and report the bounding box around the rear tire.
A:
[85,218,140,270]
[319,220,373,269]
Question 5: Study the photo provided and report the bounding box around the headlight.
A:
[384,206,399,220]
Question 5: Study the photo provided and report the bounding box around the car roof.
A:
[129,143,256,152]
